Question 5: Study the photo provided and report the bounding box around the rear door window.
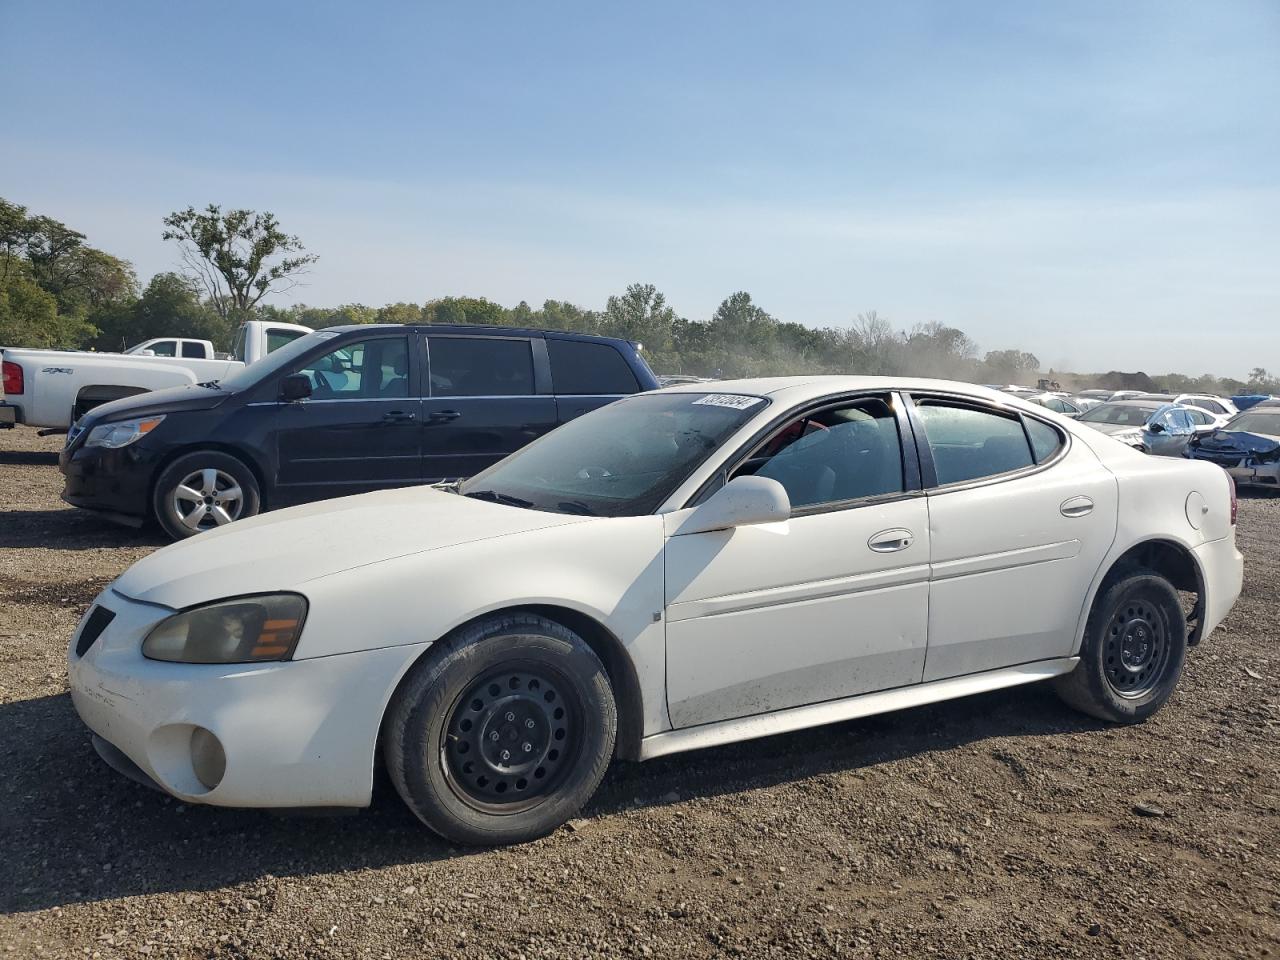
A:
[915,402,1034,485]
[1025,418,1064,463]
[428,337,535,396]
[180,341,206,358]
[548,339,641,395]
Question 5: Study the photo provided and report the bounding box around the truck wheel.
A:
[152,451,261,540]
[1053,568,1188,723]
[384,614,617,846]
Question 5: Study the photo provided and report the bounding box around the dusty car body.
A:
[1078,401,1197,456]
[68,377,1243,845]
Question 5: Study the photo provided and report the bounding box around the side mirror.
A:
[135,349,156,357]
[1148,421,1165,434]
[280,374,313,402]
[673,476,791,536]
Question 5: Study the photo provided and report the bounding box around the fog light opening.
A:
[190,727,226,791]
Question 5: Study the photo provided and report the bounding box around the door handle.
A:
[868,528,914,553]
[1060,496,1094,518]
[382,411,417,423]
[426,409,461,424]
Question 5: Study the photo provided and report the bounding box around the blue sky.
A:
[4,0,1278,377]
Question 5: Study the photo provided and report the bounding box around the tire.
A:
[384,614,616,846]
[1053,568,1188,723]
[152,450,261,540]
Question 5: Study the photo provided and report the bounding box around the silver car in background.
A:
[1077,400,1197,456]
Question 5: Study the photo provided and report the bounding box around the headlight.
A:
[142,594,307,663]
[85,415,165,449]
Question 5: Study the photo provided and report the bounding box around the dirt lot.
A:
[0,425,1276,960]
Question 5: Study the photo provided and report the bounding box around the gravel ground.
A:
[0,424,1277,960]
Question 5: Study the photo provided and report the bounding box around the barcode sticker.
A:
[692,394,765,410]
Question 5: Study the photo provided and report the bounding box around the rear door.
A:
[273,333,421,502]
[422,334,558,480]
[907,395,1117,681]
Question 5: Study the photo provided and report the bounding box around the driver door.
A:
[663,394,930,728]
[273,334,423,503]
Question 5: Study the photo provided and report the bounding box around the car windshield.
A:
[216,330,340,392]
[1223,412,1280,437]
[459,391,768,517]
[1079,402,1159,426]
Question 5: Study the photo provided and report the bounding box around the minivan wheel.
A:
[152,451,261,540]
[384,614,616,846]
[1053,568,1188,723]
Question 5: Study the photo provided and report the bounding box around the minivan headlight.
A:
[85,415,165,449]
[142,594,308,663]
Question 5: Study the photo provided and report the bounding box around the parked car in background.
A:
[1077,400,1197,456]
[1025,393,1085,417]
[1185,405,1280,490]
[1074,389,1113,401]
[1230,395,1274,411]
[1,319,312,431]
[60,324,658,539]
[1107,390,1148,402]
[1070,397,1104,413]
[1133,393,1238,419]
[66,377,1242,845]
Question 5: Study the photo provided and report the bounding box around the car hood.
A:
[85,383,227,423]
[111,486,590,609]
[1081,421,1144,437]
[1194,429,1280,454]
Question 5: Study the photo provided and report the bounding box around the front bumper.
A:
[1186,450,1280,488]
[68,588,428,808]
[59,440,161,519]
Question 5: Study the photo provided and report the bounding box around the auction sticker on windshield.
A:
[692,394,765,410]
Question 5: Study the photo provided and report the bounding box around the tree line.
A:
[2,195,1275,396]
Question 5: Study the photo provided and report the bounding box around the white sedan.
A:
[68,378,1243,845]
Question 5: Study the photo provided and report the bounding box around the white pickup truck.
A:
[0,319,312,431]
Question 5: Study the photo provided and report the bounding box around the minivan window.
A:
[216,330,340,392]
[429,337,535,397]
[548,339,641,395]
[915,402,1034,484]
[297,337,410,399]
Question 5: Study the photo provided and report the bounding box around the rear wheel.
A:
[384,614,616,845]
[1053,568,1187,723]
[152,450,261,540]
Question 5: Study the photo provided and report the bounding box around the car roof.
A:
[655,376,1040,408]
[1097,399,1164,410]
[317,323,640,345]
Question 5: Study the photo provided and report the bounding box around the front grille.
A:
[75,605,116,657]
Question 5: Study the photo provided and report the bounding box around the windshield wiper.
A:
[555,500,597,516]
[464,489,534,508]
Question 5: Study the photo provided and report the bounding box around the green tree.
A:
[0,271,94,348]
[423,296,508,325]
[91,272,228,351]
[162,205,318,323]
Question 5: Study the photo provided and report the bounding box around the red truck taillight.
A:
[1,360,23,396]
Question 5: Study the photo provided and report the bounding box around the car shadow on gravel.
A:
[0,448,60,466]
[0,682,1102,914]
[0,509,166,550]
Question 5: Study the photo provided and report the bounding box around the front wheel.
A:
[152,451,261,540]
[384,614,616,845]
[1053,568,1188,723]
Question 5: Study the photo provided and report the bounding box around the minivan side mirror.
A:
[280,374,313,402]
[672,475,791,536]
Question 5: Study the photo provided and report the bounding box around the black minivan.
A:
[60,324,659,539]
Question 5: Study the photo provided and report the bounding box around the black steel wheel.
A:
[1053,567,1188,723]
[1102,599,1172,699]
[441,664,581,812]
[384,614,616,845]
